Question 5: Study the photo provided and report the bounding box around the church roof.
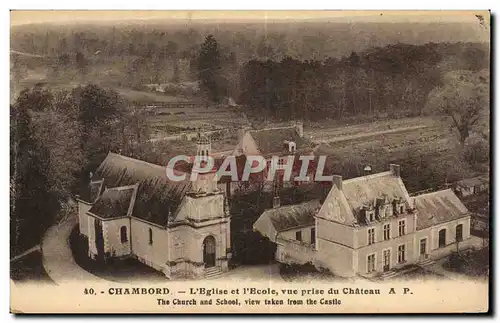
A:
[249,127,312,156]
[414,189,470,230]
[86,152,192,225]
[78,179,104,203]
[88,185,136,219]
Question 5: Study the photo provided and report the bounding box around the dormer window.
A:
[378,205,386,219]
[393,198,405,215]
[365,210,375,223]
[385,204,393,217]
[283,140,297,154]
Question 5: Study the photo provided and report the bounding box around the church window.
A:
[120,226,127,243]
[149,228,153,245]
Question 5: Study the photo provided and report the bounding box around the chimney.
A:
[332,175,343,191]
[390,164,401,177]
[273,196,281,209]
[295,121,304,138]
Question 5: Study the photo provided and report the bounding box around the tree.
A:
[425,70,489,146]
[10,92,54,252]
[31,91,83,198]
[73,84,122,128]
[198,35,223,102]
[14,85,53,112]
[75,51,87,76]
[72,84,125,171]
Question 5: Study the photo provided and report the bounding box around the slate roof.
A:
[249,127,312,156]
[414,189,470,230]
[88,185,135,219]
[260,200,320,232]
[78,179,104,203]
[342,171,412,216]
[85,152,192,225]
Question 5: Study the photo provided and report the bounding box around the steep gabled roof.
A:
[414,189,470,230]
[131,176,191,226]
[315,184,355,225]
[253,200,320,242]
[93,152,169,186]
[78,179,104,203]
[88,185,136,219]
[342,171,413,216]
[88,152,192,225]
[249,127,312,156]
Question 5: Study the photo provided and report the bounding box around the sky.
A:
[10,10,489,26]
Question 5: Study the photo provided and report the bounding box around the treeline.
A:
[10,84,150,255]
[11,21,488,64]
[238,42,489,121]
[11,21,488,88]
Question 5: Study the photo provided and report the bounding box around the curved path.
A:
[41,213,106,284]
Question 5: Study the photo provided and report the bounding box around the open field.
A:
[314,120,486,192]
[305,116,440,143]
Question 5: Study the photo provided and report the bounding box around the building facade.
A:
[254,164,472,278]
[76,139,231,279]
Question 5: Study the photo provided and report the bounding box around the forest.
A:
[238,42,488,121]
[10,85,151,255]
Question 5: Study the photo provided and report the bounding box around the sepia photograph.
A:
[9,10,491,314]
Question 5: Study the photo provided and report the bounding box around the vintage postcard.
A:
[10,10,490,314]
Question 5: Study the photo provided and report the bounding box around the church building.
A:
[76,135,231,279]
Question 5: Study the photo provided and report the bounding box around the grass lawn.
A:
[442,248,489,278]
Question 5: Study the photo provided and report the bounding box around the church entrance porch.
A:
[203,236,216,268]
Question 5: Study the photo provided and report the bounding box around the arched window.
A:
[120,226,127,243]
[438,229,446,248]
[148,228,153,245]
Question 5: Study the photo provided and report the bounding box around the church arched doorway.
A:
[203,236,216,268]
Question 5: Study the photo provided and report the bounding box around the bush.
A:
[464,137,489,164]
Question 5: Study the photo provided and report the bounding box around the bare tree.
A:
[425,70,489,146]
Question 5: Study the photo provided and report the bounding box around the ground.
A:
[442,247,489,278]
[211,263,284,282]
[69,226,167,283]
[279,262,352,283]
[388,265,446,282]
